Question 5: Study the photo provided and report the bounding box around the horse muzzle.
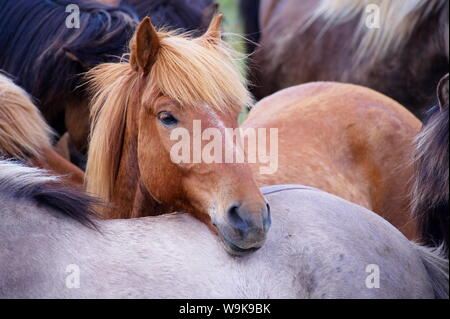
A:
[214,202,272,256]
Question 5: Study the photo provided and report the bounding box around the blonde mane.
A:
[85,30,252,202]
[306,0,448,63]
[0,73,53,161]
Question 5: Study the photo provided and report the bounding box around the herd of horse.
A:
[0,0,448,298]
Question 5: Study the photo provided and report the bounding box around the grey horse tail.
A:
[416,245,449,299]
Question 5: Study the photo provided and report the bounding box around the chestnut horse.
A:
[86,16,270,255]
[243,82,421,239]
[246,0,449,117]
[412,74,449,254]
[0,73,84,186]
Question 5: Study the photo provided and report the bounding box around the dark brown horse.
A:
[0,0,216,161]
[244,0,449,117]
[412,74,449,255]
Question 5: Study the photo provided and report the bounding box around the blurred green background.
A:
[216,0,245,53]
[216,0,249,122]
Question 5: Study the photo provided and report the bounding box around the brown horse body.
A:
[251,0,449,117]
[243,82,421,239]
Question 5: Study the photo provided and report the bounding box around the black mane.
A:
[0,0,215,136]
[0,160,99,229]
[125,0,216,35]
[32,184,100,230]
[0,0,137,134]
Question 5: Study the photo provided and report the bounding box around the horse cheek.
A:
[137,118,183,205]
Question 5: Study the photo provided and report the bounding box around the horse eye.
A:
[157,112,179,127]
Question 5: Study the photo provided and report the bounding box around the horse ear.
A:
[130,17,160,75]
[437,74,449,111]
[200,3,219,32]
[202,14,223,44]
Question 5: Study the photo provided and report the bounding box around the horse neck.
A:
[110,101,167,219]
[32,147,84,187]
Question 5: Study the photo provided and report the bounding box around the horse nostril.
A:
[227,203,248,233]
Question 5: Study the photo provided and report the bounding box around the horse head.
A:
[87,16,271,255]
